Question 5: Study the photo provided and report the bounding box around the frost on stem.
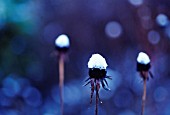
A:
[84,54,111,104]
[55,34,70,53]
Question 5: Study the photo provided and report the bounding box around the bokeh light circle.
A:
[105,21,122,39]
[154,86,168,102]
[128,0,143,6]
[156,14,169,27]
[22,87,42,107]
[147,30,160,45]
[2,77,21,97]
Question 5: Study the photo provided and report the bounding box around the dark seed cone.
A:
[55,46,69,53]
[137,62,151,72]
[89,68,106,79]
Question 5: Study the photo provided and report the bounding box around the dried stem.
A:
[141,78,147,115]
[90,80,94,104]
[95,97,98,115]
[59,54,64,115]
[95,82,100,115]
[95,89,98,115]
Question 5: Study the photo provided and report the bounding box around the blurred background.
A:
[0,0,170,115]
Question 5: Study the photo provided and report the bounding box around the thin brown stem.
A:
[95,89,98,115]
[90,80,94,104]
[141,78,147,115]
[59,54,64,115]
[95,96,98,115]
[95,82,100,115]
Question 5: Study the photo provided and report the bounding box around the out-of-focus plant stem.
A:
[59,54,64,115]
[141,78,147,115]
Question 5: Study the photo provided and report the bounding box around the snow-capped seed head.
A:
[88,54,108,69]
[137,52,150,65]
[55,34,70,48]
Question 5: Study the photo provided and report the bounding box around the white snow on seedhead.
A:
[88,54,108,69]
[55,34,70,48]
[137,52,150,64]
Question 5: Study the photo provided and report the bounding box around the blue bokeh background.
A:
[0,0,170,115]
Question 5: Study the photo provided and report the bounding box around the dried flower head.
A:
[84,54,111,115]
[84,54,111,104]
[136,52,153,80]
[137,52,151,72]
[55,34,70,53]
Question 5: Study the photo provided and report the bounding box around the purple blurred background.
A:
[0,0,170,115]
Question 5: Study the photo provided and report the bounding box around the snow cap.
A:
[55,34,70,48]
[137,52,150,64]
[88,54,108,69]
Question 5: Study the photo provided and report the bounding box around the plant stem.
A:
[141,78,147,115]
[59,54,64,115]
[95,82,100,115]
[95,90,98,115]
[90,80,94,104]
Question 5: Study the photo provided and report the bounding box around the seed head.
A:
[55,34,70,52]
[137,52,151,71]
